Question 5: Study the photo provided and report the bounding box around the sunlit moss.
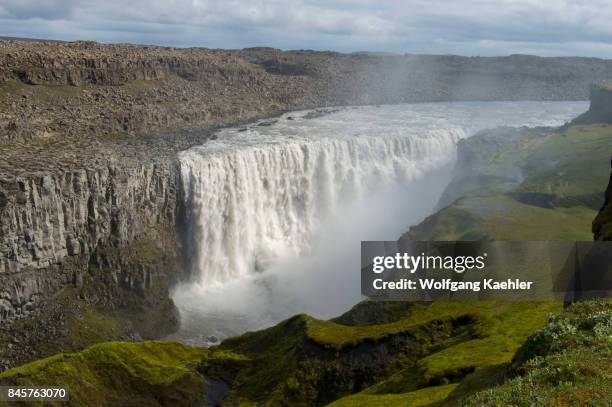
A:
[0,341,208,407]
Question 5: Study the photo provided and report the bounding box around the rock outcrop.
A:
[574,82,612,124]
[593,157,612,240]
[0,162,178,318]
[574,82,612,241]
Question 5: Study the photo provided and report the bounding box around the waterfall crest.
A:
[180,127,463,284]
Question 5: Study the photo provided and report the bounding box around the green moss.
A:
[331,302,418,326]
[439,363,508,406]
[405,194,596,241]
[306,301,555,349]
[0,341,208,407]
[404,124,612,241]
[200,301,559,406]
[326,383,458,407]
[322,302,559,406]
[415,302,560,386]
[66,303,122,345]
[464,300,612,406]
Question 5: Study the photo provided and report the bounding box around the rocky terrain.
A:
[594,162,612,240]
[3,40,612,150]
[2,39,612,370]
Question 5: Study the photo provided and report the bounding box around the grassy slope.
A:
[464,300,612,406]
[0,301,557,406]
[403,124,611,241]
[208,300,561,406]
[0,341,209,407]
[325,302,560,407]
[327,384,459,407]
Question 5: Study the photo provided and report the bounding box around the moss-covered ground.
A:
[195,300,557,406]
[0,341,209,407]
[464,300,612,406]
[327,383,459,407]
[0,301,559,406]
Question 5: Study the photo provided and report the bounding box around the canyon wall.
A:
[593,158,612,240]
[578,83,612,241]
[3,41,612,146]
[0,162,178,316]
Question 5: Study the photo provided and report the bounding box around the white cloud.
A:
[0,0,611,57]
[1,0,78,20]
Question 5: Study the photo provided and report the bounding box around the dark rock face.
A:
[0,162,179,321]
[574,83,612,124]
[581,84,612,240]
[593,157,612,241]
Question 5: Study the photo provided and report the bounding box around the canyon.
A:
[1,39,612,370]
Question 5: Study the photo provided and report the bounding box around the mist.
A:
[170,167,452,343]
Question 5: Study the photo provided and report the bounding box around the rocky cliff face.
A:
[573,83,612,241]
[3,41,612,146]
[593,158,612,241]
[0,154,186,368]
[574,82,612,124]
[0,162,178,319]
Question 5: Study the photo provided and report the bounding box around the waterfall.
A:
[179,126,464,285]
[169,102,588,344]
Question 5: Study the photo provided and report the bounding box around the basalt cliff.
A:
[2,39,612,369]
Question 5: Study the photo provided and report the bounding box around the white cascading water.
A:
[180,130,461,284]
[171,101,588,345]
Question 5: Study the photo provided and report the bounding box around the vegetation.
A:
[0,341,209,407]
[403,124,612,241]
[1,300,606,406]
[0,301,559,406]
[327,383,459,407]
[464,300,612,406]
[200,301,557,406]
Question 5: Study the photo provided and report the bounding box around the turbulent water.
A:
[171,101,587,346]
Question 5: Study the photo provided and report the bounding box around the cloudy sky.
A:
[1,0,612,57]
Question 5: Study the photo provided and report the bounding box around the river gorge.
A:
[169,101,587,345]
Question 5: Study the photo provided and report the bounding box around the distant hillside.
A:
[402,83,612,242]
[2,39,612,150]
